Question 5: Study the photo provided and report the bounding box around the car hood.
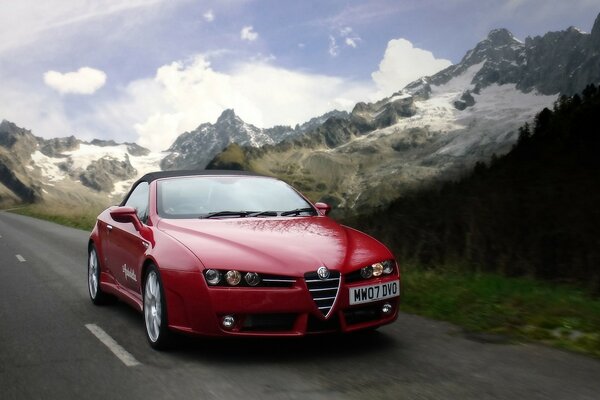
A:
[157,217,392,276]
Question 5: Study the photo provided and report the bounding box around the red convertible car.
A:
[88,170,400,349]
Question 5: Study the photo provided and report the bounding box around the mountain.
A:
[2,15,600,210]
[0,109,350,207]
[208,15,600,213]
[160,108,349,170]
[349,85,600,287]
[0,120,162,207]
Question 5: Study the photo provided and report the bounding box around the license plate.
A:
[349,280,400,305]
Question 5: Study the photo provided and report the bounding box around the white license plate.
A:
[349,280,400,305]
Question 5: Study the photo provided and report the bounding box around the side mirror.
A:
[110,206,144,231]
[314,202,331,216]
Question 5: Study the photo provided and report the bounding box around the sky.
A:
[1,0,598,152]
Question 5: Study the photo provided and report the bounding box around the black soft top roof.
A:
[137,169,264,183]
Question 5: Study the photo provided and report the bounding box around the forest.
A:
[349,84,600,291]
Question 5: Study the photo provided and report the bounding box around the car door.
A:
[107,182,150,295]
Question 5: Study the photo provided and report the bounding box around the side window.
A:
[124,182,149,223]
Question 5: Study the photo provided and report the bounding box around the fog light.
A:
[205,269,221,285]
[372,262,384,277]
[360,266,373,279]
[245,272,261,286]
[222,315,235,329]
[382,303,392,315]
[225,270,241,286]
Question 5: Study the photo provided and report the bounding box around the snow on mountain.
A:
[160,108,349,171]
[208,17,600,211]
[31,143,164,198]
[3,14,600,210]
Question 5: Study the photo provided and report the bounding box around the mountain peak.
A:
[216,108,239,124]
[486,28,517,45]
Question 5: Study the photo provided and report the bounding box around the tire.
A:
[143,264,172,350]
[88,244,110,305]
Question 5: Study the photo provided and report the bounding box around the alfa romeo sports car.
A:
[88,170,401,349]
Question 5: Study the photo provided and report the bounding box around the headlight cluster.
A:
[360,260,395,279]
[204,269,262,287]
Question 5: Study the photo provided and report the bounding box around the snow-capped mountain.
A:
[0,109,350,206]
[160,108,349,171]
[208,15,600,211]
[0,120,164,206]
[1,14,600,210]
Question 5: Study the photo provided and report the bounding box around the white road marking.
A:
[85,324,141,367]
[16,254,26,262]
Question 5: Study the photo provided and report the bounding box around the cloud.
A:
[0,0,171,54]
[240,25,258,41]
[341,26,361,49]
[372,38,452,96]
[0,80,73,138]
[203,9,214,22]
[328,35,339,56]
[340,26,353,36]
[43,67,107,95]
[329,26,361,54]
[126,55,372,151]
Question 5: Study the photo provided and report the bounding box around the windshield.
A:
[157,175,314,219]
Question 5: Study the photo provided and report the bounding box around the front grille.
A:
[304,270,340,318]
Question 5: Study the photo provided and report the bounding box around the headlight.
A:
[360,266,373,279]
[204,269,289,287]
[359,260,395,280]
[205,269,221,285]
[382,260,395,274]
[372,262,384,277]
[225,270,242,286]
[244,272,261,286]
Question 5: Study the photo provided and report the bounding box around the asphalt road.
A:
[1,211,600,400]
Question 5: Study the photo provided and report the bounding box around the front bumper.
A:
[161,270,400,337]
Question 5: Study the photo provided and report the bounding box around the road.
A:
[1,211,600,400]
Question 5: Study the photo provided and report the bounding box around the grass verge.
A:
[401,266,600,357]
[8,203,101,231]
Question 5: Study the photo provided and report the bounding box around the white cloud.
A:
[44,67,107,95]
[372,38,452,97]
[240,25,258,41]
[331,26,361,53]
[340,26,353,36]
[125,56,372,151]
[0,0,171,54]
[345,37,358,48]
[0,81,73,138]
[328,35,339,56]
[203,9,215,22]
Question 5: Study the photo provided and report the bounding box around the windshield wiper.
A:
[247,211,279,217]
[200,211,251,219]
[280,207,318,217]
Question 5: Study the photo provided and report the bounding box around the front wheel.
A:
[88,244,110,305]
[144,265,172,350]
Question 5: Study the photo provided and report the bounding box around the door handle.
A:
[107,225,113,232]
